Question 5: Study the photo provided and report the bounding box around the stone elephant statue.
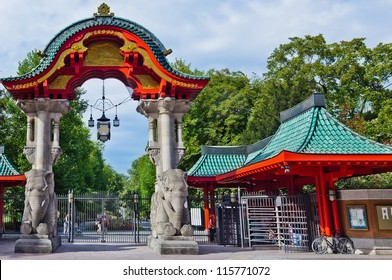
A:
[20,169,57,236]
[150,169,193,237]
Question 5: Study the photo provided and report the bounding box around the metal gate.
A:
[240,194,314,252]
[58,192,210,244]
[216,203,241,246]
[58,192,151,244]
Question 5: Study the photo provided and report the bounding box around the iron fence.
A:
[0,191,209,244]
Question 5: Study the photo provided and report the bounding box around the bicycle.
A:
[311,235,355,254]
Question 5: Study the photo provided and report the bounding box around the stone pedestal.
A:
[148,235,199,255]
[15,234,61,253]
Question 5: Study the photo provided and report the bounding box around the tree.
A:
[250,35,392,138]
[181,68,261,170]
[124,155,156,199]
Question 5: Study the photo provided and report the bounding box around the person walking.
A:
[208,215,216,242]
[63,213,69,234]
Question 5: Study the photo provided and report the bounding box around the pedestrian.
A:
[208,215,216,242]
[63,213,69,234]
[96,218,102,233]
[103,215,109,234]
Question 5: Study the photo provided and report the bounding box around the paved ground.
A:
[1,241,392,260]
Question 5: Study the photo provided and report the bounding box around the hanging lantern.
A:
[88,106,95,127]
[97,113,111,142]
[113,105,120,127]
[88,114,95,127]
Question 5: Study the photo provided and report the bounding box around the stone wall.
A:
[337,189,392,254]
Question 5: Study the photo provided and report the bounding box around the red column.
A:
[315,174,325,236]
[209,184,215,218]
[203,185,209,230]
[329,181,341,235]
[319,171,333,236]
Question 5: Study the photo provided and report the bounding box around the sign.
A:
[376,205,392,230]
[348,205,368,229]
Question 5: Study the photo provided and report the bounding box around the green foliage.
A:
[17,49,43,76]
[337,173,392,189]
[257,35,392,136]
[0,90,30,172]
[181,68,262,170]
[124,155,156,198]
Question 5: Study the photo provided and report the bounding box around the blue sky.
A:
[1,0,392,175]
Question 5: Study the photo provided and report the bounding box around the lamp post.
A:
[230,191,237,204]
[67,190,74,243]
[329,189,336,201]
[133,192,139,243]
[218,192,223,205]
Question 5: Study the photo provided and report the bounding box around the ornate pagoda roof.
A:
[187,93,392,181]
[0,146,25,187]
[0,15,208,83]
[0,4,210,101]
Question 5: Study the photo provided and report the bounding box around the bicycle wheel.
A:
[312,237,328,254]
[336,237,355,254]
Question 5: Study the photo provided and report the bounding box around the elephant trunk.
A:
[29,192,49,232]
[169,193,186,231]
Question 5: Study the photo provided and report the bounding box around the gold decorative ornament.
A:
[94,3,114,17]
[134,75,160,89]
[84,41,124,66]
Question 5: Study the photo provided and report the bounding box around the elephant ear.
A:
[162,174,170,189]
[43,172,54,192]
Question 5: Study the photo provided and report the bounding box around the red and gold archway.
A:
[1,4,209,101]
[0,4,210,247]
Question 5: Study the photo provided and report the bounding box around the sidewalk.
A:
[1,241,392,260]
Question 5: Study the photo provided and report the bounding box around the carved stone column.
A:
[157,97,175,173]
[15,98,69,253]
[137,97,192,175]
[17,98,70,171]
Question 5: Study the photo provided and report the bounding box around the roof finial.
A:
[94,3,114,17]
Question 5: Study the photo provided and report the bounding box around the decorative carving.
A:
[158,97,175,114]
[23,147,36,165]
[134,75,160,89]
[20,169,57,236]
[84,41,124,66]
[148,148,160,168]
[48,75,73,90]
[150,169,191,237]
[49,99,70,116]
[174,148,186,167]
[94,3,114,17]
[172,80,199,89]
[50,147,62,165]
[17,99,70,116]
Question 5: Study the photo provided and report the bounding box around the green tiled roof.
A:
[188,153,247,177]
[187,137,271,177]
[1,16,209,82]
[188,93,392,178]
[0,151,22,176]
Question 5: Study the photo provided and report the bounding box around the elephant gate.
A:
[0,4,209,253]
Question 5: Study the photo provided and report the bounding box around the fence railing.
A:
[1,192,209,244]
